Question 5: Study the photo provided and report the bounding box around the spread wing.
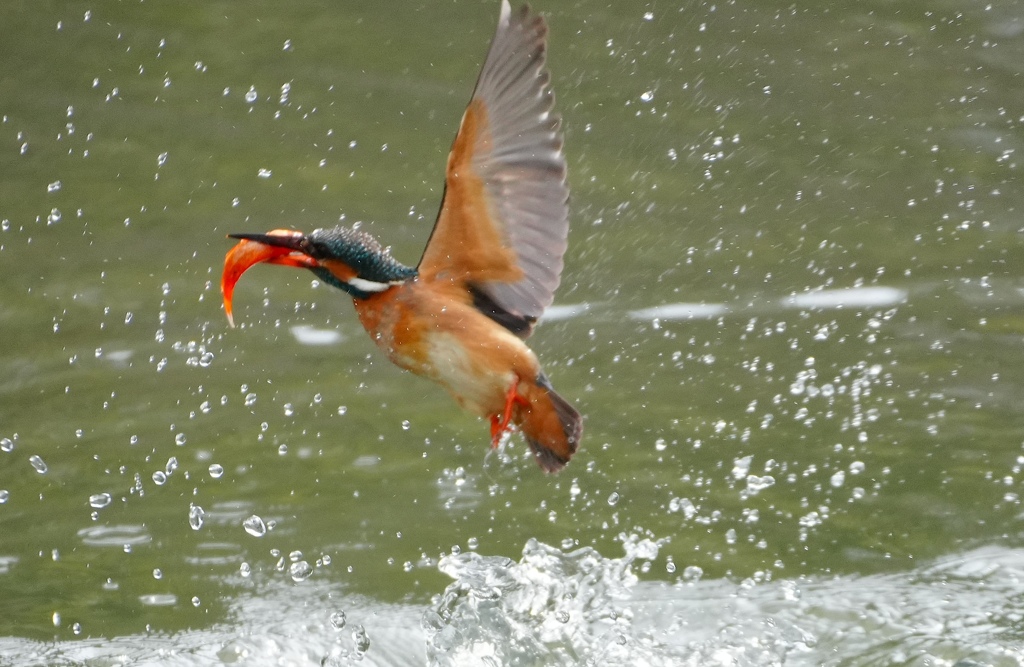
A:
[417,0,569,338]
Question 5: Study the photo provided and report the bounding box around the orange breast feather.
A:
[355,280,539,417]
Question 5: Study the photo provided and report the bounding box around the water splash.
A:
[424,535,674,666]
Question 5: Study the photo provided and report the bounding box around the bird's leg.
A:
[490,376,529,448]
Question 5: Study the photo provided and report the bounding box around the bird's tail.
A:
[516,372,582,472]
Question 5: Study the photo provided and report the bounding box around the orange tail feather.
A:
[516,372,582,472]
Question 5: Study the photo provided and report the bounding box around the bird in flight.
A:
[221,1,581,471]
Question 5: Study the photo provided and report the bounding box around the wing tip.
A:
[499,2,548,45]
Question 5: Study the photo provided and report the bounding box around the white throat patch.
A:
[347,277,394,293]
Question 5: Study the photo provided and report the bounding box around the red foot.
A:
[490,376,529,448]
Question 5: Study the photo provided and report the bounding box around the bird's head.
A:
[221,226,417,327]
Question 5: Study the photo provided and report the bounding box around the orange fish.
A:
[222,1,581,471]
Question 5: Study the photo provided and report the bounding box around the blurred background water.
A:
[2,0,1024,665]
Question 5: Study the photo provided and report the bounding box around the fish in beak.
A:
[221,229,318,327]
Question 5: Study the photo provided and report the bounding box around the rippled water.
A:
[2,538,1022,665]
[2,0,1024,664]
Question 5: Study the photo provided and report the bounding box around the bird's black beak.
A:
[228,231,308,251]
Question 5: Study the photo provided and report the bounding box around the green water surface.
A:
[1,0,1023,654]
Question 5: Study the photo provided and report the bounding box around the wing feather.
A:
[418,1,569,337]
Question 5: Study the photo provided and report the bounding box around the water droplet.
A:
[72,622,82,635]
[52,612,61,627]
[153,568,163,580]
[47,180,61,193]
[467,537,479,550]
[337,405,347,416]
[401,420,410,430]
[239,562,251,577]
[830,470,846,488]
[330,610,347,630]
[152,471,167,485]
[0,438,13,452]
[283,403,294,417]
[174,433,187,446]
[89,493,111,509]
[289,560,313,582]
[29,455,48,474]
[0,490,9,504]
[208,464,224,479]
[352,625,370,654]
[245,86,258,103]
[199,351,214,367]
[188,504,205,530]
[682,565,704,582]
[640,90,654,103]
[732,455,753,479]
[555,611,570,623]
[244,393,257,407]
[745,475,775,495]
[243,515,267,537]
[257,168,272,179]
[157,152,168,167]
[192,596,201,607]
[278,444,288,456]
[47,208,62,225]
[165,456,178,474]
[607,491,620,506]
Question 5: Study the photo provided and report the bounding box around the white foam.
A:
[629,302,730,321]
[542,303,590,321]
[783,286,907,309]
[290,325,343,346]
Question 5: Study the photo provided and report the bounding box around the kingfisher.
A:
[221,1,580,472]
